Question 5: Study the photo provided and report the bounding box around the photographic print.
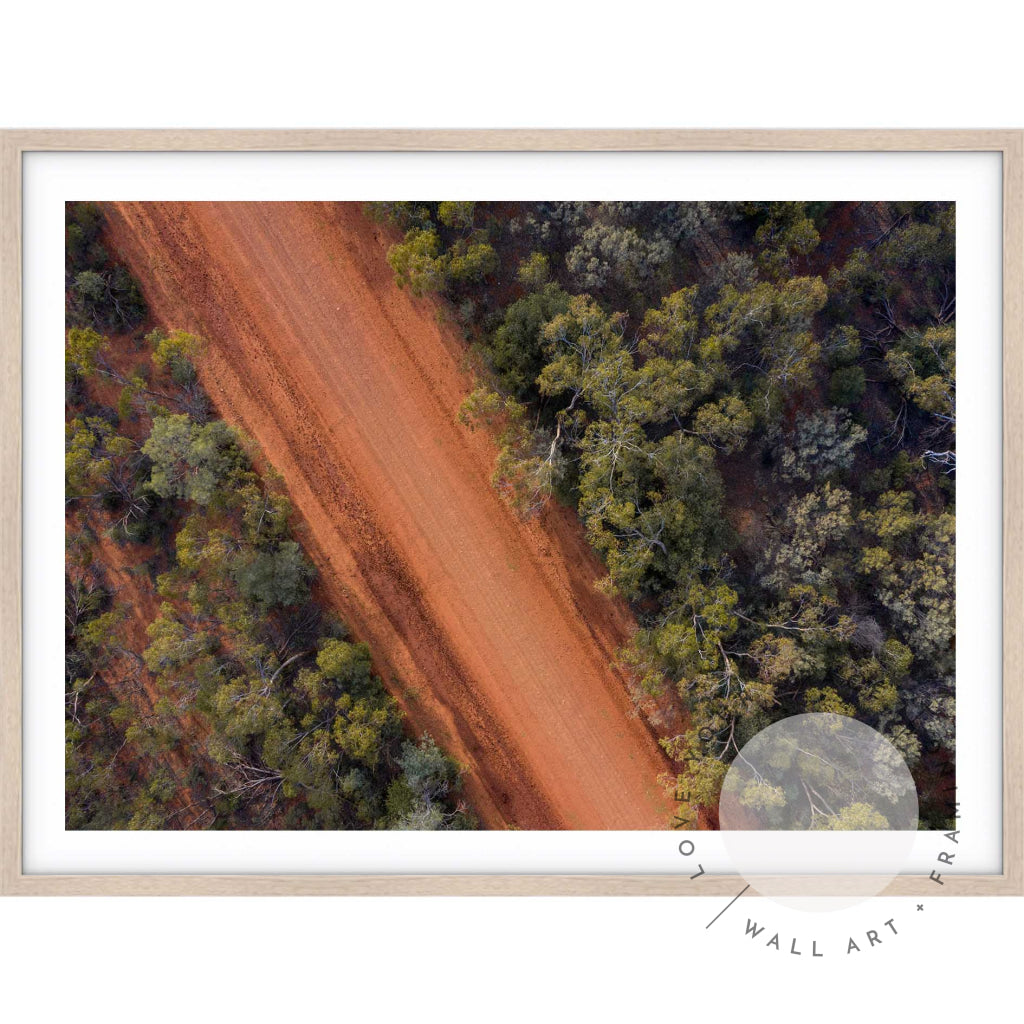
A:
[63,198,957,833]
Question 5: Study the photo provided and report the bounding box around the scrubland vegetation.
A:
[375,199,956,826]
[65,203,474,830]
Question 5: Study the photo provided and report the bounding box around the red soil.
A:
[82,525,209,826]
[102,201,676,830]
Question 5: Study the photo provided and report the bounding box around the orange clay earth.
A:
[103,201,677,830]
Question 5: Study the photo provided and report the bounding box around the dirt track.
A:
[102,202,675,830]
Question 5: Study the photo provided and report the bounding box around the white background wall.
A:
[1,3,1020,1020]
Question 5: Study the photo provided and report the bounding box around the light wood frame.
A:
[1,129,1020,896]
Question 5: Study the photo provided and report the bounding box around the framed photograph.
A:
[1,130,1020,895]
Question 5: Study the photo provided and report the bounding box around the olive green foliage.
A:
[772,409,867,483]
[704,275,827,418]
[69,363,474,828]
[231,541,312,609]
[388,736,468,830]
[565,222,673,295]
[829,365,867,406]
[65,234,475,830]
[386,201,498,297]
[140,429,474,827]
[364,201,432,231]
[459,386,563,518]
[419,199,954,825]
[143,416,243,505]
[747,201,821,278]
[152,328,202,385]
[516,252,551,290]
[387,227,447,295]
[65,326,107,381]
[65,562,136,829]
[489,284,570,397]
[65,202,146,331]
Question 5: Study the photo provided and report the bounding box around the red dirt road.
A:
[102,202,676,830]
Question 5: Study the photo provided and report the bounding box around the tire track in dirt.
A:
[102,201,676,830]
[103,202,552,828]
